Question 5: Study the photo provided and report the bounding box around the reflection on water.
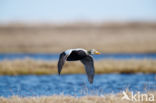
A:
[0,74,156,97]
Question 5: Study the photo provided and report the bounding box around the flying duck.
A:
[57,48,101,84]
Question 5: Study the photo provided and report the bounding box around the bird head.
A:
[88,49,101,55]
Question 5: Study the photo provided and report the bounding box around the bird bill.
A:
[94,51,101,54]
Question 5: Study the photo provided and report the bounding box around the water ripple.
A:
[0,74,156,97]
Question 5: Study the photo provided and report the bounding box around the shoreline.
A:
[0,90,156,103]
[0,59,156,75]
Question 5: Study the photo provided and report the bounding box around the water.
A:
[0,74,156,97]
[0,53,156,61]
[0,53,156,97]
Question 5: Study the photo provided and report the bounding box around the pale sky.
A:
[0,0,156,23]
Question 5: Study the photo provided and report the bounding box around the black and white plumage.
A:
[58,48,100,84]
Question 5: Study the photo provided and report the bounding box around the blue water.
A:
[0,53,156,61]
[0,74,156,97]
[0,54,156,97]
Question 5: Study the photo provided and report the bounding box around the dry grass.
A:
[0,22,156,53]
[0,90,156,103]
[0,59,156,75]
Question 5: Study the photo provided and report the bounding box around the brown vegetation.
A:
[0,22,156,53]
[0,59,156,75]
[0,90,156,103]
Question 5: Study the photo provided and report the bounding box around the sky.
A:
[0,0,156,23]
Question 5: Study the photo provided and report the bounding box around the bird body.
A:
[58,48,100,84]
[67,49,87,61]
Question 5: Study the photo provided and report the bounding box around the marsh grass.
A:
[0,59,156,75]
[0,22,156,53]
[0,90,156,103]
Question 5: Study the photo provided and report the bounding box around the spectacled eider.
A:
[57,48,101,84]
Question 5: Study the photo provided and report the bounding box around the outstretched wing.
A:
[80,55,95,84]
[58,52,67,75]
